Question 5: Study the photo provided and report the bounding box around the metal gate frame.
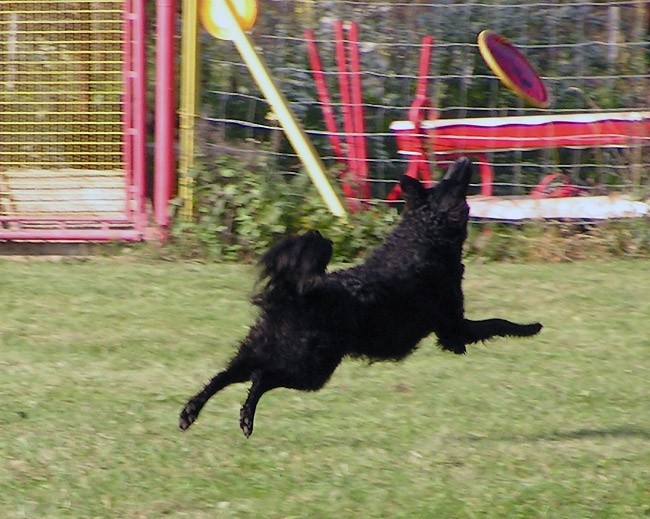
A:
[0,0,148,241]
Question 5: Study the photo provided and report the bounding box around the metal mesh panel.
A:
[0,0,126,221]
[197,1,649,221]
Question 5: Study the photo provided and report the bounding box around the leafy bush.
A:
[170,155,650,264]
[169,155,399,262]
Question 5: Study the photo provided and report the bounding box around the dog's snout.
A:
[442,157,473,188]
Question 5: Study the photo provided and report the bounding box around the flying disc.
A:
[200,0,257,40]
[478,30,549,108]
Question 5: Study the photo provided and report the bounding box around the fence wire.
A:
[196,1,649,217]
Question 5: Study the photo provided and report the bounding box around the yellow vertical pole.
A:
[219,0,347,218]
[178,0,201,220]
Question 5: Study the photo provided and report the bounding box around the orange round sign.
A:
[478,30,549,108]
[200,0,258,40]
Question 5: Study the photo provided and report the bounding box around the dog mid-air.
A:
[179,157,542,437]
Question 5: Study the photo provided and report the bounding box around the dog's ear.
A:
[400,176,427,209]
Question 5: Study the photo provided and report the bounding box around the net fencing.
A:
[196,0,649,220]
[0,0,131,227]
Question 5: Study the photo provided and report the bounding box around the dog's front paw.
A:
[239,407,254,438]
[179,401,199,431]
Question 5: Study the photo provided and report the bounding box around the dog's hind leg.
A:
[239,370,279,438]
[179,356,253,431]
[463,318,542,344]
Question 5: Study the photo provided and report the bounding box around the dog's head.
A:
[400,157,473,229]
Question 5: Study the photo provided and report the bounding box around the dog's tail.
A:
[256,230,333,296]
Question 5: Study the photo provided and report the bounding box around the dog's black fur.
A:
[179,158,542,437]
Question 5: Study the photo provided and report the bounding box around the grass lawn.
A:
[1,257,649,518]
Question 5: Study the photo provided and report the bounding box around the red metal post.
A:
[333,21,360,199]
[388,36,435,201]
[0,230,143,242]
[304,29,357,204]
[346,22,370,201]
[133,0,148,227]
[123,0,147,234]
[304,30,345,166]
[154,0,177,234]
[122,0,134,220]
[412,36,434,115]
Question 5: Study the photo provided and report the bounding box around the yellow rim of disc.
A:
[200,0,258,41]
[477,30,549,109]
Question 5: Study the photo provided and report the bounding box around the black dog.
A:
[179,157,542,437]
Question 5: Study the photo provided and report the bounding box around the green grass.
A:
[1,257,649,518]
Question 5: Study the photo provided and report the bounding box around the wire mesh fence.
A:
[195,0,649,221]
[0,0,127,221]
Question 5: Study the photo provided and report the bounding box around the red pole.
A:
[154,0,177,235]
[407,35,435,125]
[333,21,360,199]
[122,0,134,220]
[304,30,345,165]
[388,36,435,202]
[122,0,147,235]
[416,36,434,101]
[304,29,357,204]
[411,35,434,186]
[133,0,148,228]
[346,22,370,201]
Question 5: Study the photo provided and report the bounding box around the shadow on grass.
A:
[465,425,650,443]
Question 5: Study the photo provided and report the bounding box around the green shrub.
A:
[169,155,399,262]
[168,154,649,264]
